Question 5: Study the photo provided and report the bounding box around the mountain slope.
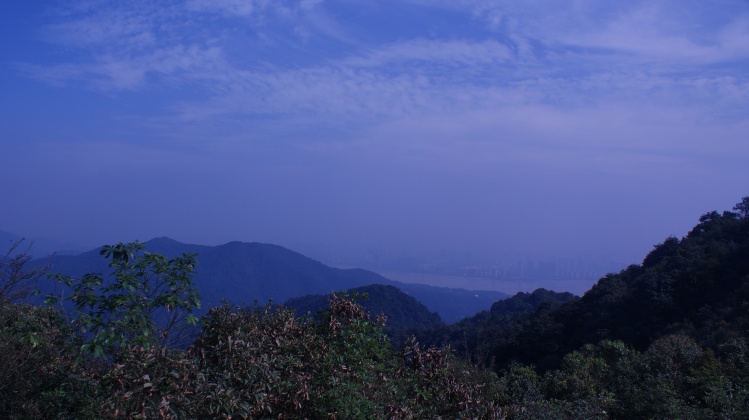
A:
[33,238,507,322]
[284,284,443,344]
[416,288,578,359]
[431,203,749,372]
[489,288,577,319]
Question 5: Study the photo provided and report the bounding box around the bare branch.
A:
[0,239,49,303]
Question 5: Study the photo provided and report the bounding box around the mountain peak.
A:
[145,237,182,245]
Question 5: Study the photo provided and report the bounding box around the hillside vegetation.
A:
[0,244,503,418]
[284,284,443,345]
[442,199,749,374]
[0,196,747,418]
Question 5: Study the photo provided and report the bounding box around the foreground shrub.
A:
[0,301,100,418]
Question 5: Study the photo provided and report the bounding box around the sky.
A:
[2,0,748,270]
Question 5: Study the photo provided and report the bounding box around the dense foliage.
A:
[284,284,443,345]
[47,242,202,357]
[1,242,504,418]
[416,288,578,368]
[1,196,748,418]
[0,291,504,418]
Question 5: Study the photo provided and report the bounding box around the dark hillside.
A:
[4,198,749,418]
[490,288,577,319]
[432,203,749,373]
[416,288,577,365]
[284,284,443,344]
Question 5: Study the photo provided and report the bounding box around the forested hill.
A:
[3,198,749,418]
[417,288,577,359]
[423,200,749,372]
[284,284,443,344]
[32,238,506,322]
[489,288,577,319]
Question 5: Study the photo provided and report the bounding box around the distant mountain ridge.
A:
[30,237,507,323]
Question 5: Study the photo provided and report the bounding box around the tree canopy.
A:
[2,196,749,418]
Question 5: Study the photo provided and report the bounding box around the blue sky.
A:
[2,0,748,267]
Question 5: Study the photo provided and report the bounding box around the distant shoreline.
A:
[373,270,597,296]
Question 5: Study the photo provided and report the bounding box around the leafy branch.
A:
[47,241,201,358]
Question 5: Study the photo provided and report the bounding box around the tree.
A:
[0,238,48,303]
[48,241,201,358]
[734,196,749,219]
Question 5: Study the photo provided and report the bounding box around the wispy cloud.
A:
[20,44,224,90]
[186,0,323,19]
[343,38,513,68]
[16,0,749,155]
[5,0,749,261]
[456,0,749,66]
[558,7,749,65]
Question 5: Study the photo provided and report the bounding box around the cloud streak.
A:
[4,0,748,265]
[22,0,749,121]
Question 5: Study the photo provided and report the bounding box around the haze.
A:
[2,1,747,291]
